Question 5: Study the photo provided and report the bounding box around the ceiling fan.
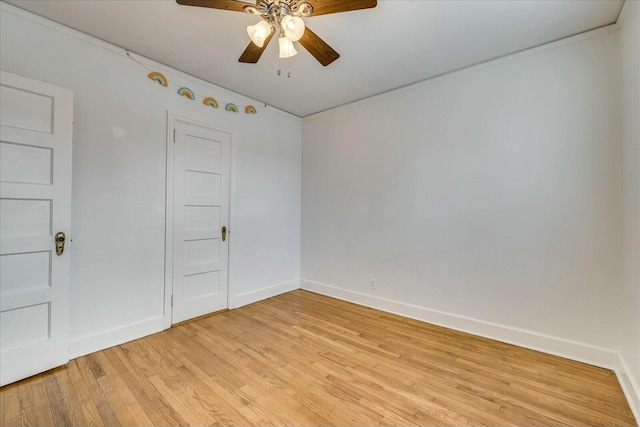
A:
[176,0,377,66]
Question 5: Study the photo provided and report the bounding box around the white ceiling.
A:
[5,0,624,117]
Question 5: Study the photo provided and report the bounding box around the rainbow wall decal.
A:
[225,103,239,113]
[147,71,168,87]
[177,87,195,100]
[203,97,219,108]
[245,105,258,114]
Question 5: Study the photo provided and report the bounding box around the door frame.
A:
[163,112,236,329]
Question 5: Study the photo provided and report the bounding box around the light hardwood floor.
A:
[0,290,636,426]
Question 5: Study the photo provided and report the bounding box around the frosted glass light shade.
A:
[281,15,305,42]
[278,36,297,58]
[247,20,271,47]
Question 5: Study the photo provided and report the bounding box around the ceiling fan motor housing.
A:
[244,0,314,19]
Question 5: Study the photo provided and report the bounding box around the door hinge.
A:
[171,294,174,307]
[173,129,176,143]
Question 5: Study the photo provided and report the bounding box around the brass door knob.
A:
[221,226,227,242]
[55,232,66,256]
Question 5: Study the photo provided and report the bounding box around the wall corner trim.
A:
[229,279,300,309]
[616,354,640,422]
[69,316,165,359]
[300,279,619,370]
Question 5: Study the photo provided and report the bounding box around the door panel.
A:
[0,84,53,133]
[0,71,73,386]
[172,122,230,324]
[0,142,53,184]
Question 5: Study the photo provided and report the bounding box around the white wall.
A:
[0,3,301,357]
[619,0,640,418]
[302,27,622,366]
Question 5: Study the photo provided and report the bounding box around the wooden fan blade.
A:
[238,30,275,63]
[298,27,339,66]
[176,0,256,12]
[306,0,376,16]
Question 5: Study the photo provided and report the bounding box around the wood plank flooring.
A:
[1,290,636,426]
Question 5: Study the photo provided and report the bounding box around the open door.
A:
[0,71,73,386]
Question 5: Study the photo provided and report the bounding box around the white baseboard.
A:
[69,316,165,359]
[300,279,618,370]
[616,354,640,422]
[229,279,300,309]
[68,279,301,359]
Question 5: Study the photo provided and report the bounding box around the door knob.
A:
[55,232,66,256]
[221,226,227,242]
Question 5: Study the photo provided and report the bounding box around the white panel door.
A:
[0,70,73,386]
[172,121,230,324]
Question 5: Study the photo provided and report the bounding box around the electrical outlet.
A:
[370,279,376,290]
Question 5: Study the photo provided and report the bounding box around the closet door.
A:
[170,120,230,324]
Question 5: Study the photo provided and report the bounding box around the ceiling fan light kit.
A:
[278,36,298,58]
[246,0,312,60]
[176,0,377,67]
[281,15,305,42]
[247,19,271,47]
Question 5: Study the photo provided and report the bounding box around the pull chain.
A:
[276,57,292,77]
